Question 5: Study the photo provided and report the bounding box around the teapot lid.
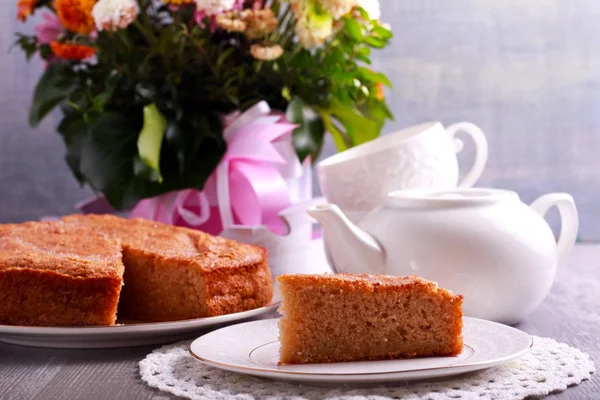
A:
[386,188,519,208]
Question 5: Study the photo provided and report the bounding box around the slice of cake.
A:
[276,273,463,364]
[0,221,124,326]
[61,214,274,322]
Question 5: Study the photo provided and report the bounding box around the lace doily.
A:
[139,336,595,400]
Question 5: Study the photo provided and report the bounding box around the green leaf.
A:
[281,87,291,101]
[78,111,226,211]
[133,155,162,182]
[164,120,186,172]
[364,36,387,48]
[358,100,394,136]
[328,101,380,145]
[320,112,350,152]
[321,47,345,72]
[344,17,363,41]
[38,44,52,60]
[378,101,394,120]
[79,112,142,209]
[137,103,168,183]
[163,113,224,176]
[29,63,75,127]
[290,50,312,68]
[372,25,393,40]
[57,112,89,185]
[92,73,119,111]
[217,48,235,68]
[356,46,371,57]
[355,6,370,20]
[57,110,87,145]
[355,54,372,64]
[285,97,326,162]
[358,67,392,87]
[175,113,226,184]
[14,34,38,61]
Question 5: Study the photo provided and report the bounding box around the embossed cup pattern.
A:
[317,121,489,218]
[318,124,462,214]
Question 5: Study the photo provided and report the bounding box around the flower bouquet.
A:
[15,0,393,235]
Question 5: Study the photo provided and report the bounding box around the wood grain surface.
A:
[0,245,597,400]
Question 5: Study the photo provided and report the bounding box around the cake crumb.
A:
[276,273,464,364]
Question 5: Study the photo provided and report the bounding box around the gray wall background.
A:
[1,1,599,240]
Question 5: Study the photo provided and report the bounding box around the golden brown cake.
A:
[276,273,463,364]
[0,215,273,326]
[0,221,124,326]
[62,214,274,322]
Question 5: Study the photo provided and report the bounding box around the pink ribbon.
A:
[127,101,302,235]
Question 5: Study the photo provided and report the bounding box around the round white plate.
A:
[0,302,280,349]
[189,317,533,384]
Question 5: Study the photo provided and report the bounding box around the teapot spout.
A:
[308,204,386,275]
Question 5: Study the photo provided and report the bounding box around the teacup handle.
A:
[446,122,489,188]
[530,193,579,267]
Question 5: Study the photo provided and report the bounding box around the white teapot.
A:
[308,188,579,325]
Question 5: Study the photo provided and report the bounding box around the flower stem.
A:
[270,0,281,16]
[255,60,264,73]
[271,5,293,42]
[280,18,297,47]
[288,42,303,59]
[133,19,158,46]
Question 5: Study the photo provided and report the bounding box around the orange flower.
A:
[17,0,38,22]
[375,82,384,101]
[50,41,96,60]
[55,0,96,35]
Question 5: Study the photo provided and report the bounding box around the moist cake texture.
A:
[0,221,124,326]
[0,215,273,326]
[61,214,273,322]
[277,273,463,364]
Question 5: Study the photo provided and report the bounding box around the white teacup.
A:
[317,121,488,221]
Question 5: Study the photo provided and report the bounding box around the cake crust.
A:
[0,221,124,279]
[60,214,266,269]
[277,273,463,364]
[277,273,447,293]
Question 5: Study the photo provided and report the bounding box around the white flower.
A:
[356,0,380,20]
[92,0,140,32]
[320,0,355,20]
[295,12,333,48]
[291,0,335,48]
[195,0,236,16]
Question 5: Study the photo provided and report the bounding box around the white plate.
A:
[189,317,533,384]
[0,302,280,349]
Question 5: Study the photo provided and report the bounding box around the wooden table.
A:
[1,245,598,400]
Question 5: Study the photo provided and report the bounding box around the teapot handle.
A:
[446,122,489,188]
[530,193,579,267]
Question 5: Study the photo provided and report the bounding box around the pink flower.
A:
[193,0,244,30]
[35,12,63,44]
[193,10,217,30]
